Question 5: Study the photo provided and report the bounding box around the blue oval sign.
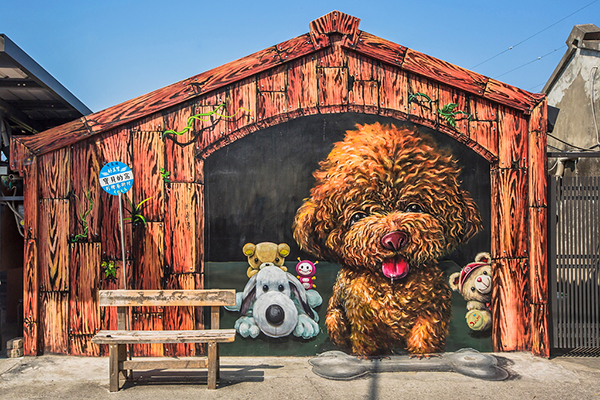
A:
[99,161,133,195]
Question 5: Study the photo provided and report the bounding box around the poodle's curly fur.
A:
[293,123,482,356]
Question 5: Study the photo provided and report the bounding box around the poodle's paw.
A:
[293,314,320,339]
[234,316,260,338]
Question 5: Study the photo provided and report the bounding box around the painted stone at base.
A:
[309,349,508,381]
[293,123,483,356]
[225,266,322,339]
[449,252,493,331]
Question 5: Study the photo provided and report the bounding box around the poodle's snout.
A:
[266,304,285,326]
[381,231,409,251]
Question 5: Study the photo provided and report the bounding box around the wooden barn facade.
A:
[10,11,549,357]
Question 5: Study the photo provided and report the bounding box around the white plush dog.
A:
[227,266,321,339]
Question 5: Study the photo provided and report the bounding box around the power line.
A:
[471,0,600,69]
[494,45,566,79]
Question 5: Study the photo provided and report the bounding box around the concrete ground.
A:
[0,352,599,400]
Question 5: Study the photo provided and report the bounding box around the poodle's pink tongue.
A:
[382,257,410,279]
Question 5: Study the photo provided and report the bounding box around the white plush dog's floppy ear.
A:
[240,275,257,316]
[286,272,315,320]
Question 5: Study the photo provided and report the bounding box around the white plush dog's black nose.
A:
[266,304,285,326]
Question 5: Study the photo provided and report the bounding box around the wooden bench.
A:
[91,289,236,392]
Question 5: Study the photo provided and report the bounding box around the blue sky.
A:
[2,0,599,112]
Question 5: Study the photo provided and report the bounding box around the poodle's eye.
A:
[405,203,425,213]
[483,271,488,275]
[263,285,269,292]
[254,258,259,263]
[349,212,367,226]
[275,258,280,262]
[471,287,476,292]
[278,284,284,292]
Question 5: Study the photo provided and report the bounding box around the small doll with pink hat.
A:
[449,252,492,331]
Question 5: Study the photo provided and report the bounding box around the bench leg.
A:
[207,341,217,390]
[109,344,120,392]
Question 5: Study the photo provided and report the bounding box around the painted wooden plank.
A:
[96,127,133,260]
[69,242,101,334]
[226,78,256,133]
[69,334,101,357]
[164,274,197,357]
[352,31,406,67]
[403,49,488,97]
[490,168,528,259]
[408,75,438,123]
[100,261,133,332]
[492,258,530,352]
[132,131,165,221]
[530,303,550,357]
[39,199,69,291]
[9,136,34,174]
[96,126,132,167]
[192,93,230,156]
[287,55,318,115]
[484,79,544,114]
[70,139,101,242]
[318,67,348,109]
[378,64,408,114]
[469,121,498,157]
[23,238,38,355]
[17,118,89,157]
[23,159,38,239]
[165,183,199,274]
[318,44,347,68]
[133,222,164,290]
[437,84,470,136]
[39,147,71,199]
[498,106,528,169]
[347,52,377,81]
[528,100,548,208]
[195,184,205,275]
[162,103,196,183]
[40,291,69,354]
[470,97,498,121]
[529,207,548,305]
[99,289,235,307]
[257,65,287,92]
[276,33,316,61]
[310,10,360,36]
[131,309,165,356]
[257,92,288,123]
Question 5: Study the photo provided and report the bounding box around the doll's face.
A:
[296,261,315,277]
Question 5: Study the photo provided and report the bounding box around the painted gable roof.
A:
[14,10,544,159]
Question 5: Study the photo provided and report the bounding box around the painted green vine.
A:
[160,167,171,183]
[409,92,471,129]
[70,189,93,243]
[101,260,118,282]
[124,196,152,227]
[162,102,251,138]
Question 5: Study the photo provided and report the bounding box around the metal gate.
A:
[549,176,600,350]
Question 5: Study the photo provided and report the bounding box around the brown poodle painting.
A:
[293,123,482,357]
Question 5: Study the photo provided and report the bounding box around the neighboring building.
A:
[544,24,600,176]
[0,34,91,342]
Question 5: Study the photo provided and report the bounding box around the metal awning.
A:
[0,34,91,135]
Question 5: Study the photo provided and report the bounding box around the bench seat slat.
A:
[92,329,236,344]
[98,289,236,307]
